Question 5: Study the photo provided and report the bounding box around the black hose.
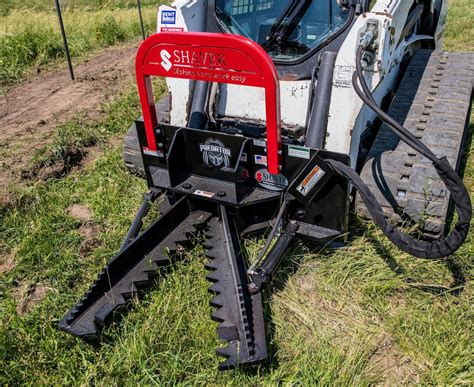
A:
[332,46,472,259]
[354,47,436,161]
[249,195,292,274]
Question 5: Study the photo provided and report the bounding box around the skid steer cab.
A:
[59,32,471,370]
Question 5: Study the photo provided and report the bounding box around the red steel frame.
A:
[135,31,281,174]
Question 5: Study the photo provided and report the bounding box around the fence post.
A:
[54,0,75,81]
[137,0,146,40]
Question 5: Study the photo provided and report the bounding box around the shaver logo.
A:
[160,49,172,71]
[255,169,288,191]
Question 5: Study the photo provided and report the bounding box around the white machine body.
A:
[156,0,448,167]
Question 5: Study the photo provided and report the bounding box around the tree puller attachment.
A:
[59,28,471,369]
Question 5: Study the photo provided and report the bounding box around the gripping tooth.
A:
[206,270,223,283]
[216,344,236,359]
[143,260,159,273]
[210,294,225,308]
[211,307,228,323]
[208,282,221,294]
[132,272,150,287]
[119,282,138,297]
[216,343,239,370]
[205,247,221,259]
[94,298,124,327]
[204,212,268,370]
[205,259,219,271]
[217,325,239,341]
[59,205,214,342]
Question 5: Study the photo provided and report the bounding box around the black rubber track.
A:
[357,50,473,237]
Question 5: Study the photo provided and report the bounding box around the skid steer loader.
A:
[60,0,472,370]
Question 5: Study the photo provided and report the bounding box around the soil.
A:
[13,283,55,315]
[65,203,103,255]
[0,42,139,205]
[0,253,16,274]
[370,336,421,385]
[79,223,102,256]
[67,204,93,223]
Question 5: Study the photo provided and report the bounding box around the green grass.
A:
[444,0,474,51]
[0,1,163,86]
[1,1,473,385]
[1,0,162,15]
[1,122,472,383]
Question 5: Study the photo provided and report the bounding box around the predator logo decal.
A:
[200,138,231,168]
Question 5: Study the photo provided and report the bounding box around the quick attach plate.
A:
[288,152,333,204]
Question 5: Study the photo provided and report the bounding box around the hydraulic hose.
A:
[248,195,292,275]
[328,45,472,259]
[354,47,436,161]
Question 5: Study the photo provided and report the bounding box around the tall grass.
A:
[0,4,160,86]
[1,0,162,15]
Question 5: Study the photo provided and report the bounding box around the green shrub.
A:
[94,15,127,46]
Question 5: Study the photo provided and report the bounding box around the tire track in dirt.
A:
[0,42,139,204]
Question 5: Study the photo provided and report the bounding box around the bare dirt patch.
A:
[78,223,102,256]
[369,336,421,385]
[66,204,102,255]
[67,204,93,223]
[0,252,16,274]
[13,283,55,315]
[23,145,87,181]
[0,42,139,204]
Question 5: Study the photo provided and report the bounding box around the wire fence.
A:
[54,0,148,80]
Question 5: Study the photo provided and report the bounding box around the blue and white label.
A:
[161,10,176,25]
[255,155,267,166]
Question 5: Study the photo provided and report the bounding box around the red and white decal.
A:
[194,189,215,198]
[135,32,281,174]
[160,27,184,32]
[255,169,288,192]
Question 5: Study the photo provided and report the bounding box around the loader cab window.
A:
[215,0,350,62]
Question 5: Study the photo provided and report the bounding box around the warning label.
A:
[296,165,325,196]
[194,189,215,198]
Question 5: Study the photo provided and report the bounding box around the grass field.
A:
[1,0,473,384]
[0,0,163,86]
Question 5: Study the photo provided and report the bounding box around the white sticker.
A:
[288,145,311,160]
[194,190,215,198]
[161,10,176,24]
[240,152,248,162]
[254,155,267,166]
[143,148,164,157]
[334,65,356,88]
[296,165,326,196]
[253,139,266,148]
